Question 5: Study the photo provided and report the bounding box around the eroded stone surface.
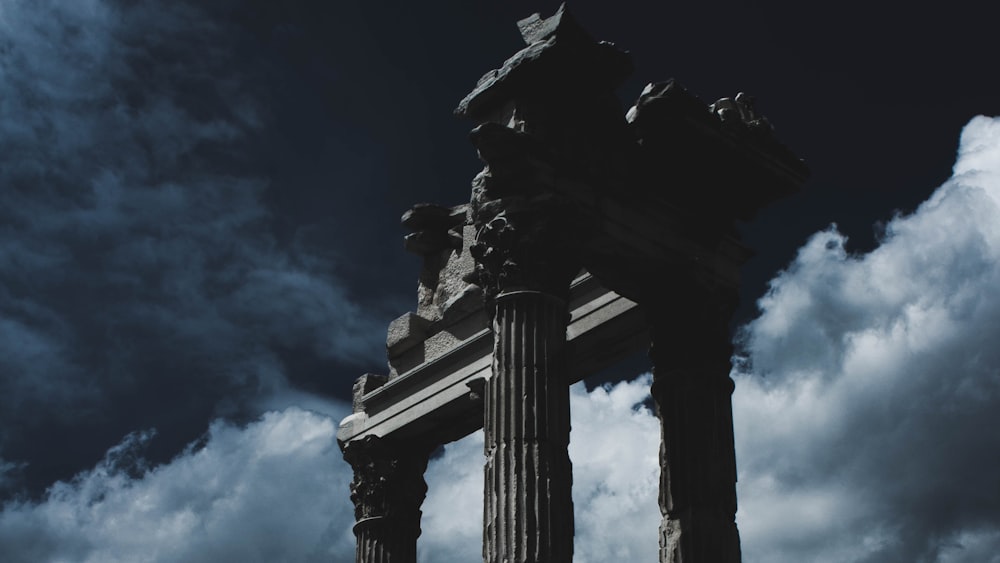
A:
[388,206,486,379]
[351,373,387,414]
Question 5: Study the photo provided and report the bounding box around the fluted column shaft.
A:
[342,436,429,563]
[354,516,420,563]
[484,290,574,563]
[650,299,741,563]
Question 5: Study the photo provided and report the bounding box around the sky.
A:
[0,0,998,561]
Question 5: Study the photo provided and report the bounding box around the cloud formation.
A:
[0,406,357,563]
[0,0,385,493]
[734,115,1000,562]
[0,378,659,563]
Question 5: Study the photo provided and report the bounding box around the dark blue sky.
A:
[0,1,998,560]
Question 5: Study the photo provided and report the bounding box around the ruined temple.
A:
[337,6,807,562]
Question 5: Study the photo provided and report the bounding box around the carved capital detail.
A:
[466,175,582,302]
[341,436,429,524]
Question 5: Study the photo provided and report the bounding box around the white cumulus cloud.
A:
[734,115,1000,562]
[0,406,357,563]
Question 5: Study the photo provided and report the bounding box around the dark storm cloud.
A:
[0,0,385,494]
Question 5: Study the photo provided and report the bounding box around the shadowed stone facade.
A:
[337,5,807,562]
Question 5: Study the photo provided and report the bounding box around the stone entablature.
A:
[337,270,646,446]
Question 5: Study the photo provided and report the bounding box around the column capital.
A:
[341,435,429,525]
[466,181,583,302]
[342,436,431,563]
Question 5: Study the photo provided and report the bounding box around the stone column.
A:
[469,192,579,563]
[483,290,573,563]
[342,435,430,563]
[649,293,741,563]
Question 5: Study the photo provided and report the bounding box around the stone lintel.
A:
[337,272,645,446]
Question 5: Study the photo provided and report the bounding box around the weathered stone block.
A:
[352,373,388,413]
[386,312,432,358]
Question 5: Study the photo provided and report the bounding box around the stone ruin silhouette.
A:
[337,6,807,562]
